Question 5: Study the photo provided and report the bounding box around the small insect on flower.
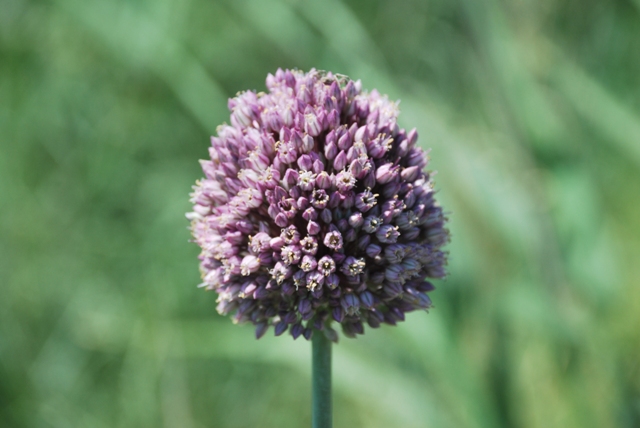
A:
[188,69,449,341]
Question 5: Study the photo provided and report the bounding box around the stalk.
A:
[312,331,332,428]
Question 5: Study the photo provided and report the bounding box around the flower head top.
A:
[188,69,449,341]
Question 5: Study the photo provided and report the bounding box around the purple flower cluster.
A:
[188,69,449,341]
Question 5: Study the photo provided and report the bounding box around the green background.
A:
[2,0,640,427]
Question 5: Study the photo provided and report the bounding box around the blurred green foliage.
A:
[2,0,640,427]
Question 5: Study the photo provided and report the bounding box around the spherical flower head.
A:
[188,69,450,341]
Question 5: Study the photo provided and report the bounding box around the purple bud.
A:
[315,171,331,189]
[403,227,421,240]
[277,141,298,164]
[404,190,416,209]
[313,316,325,331]
[296,197,308,211]
[332,253,346,264]
[334,151,347,171]
[385,244,406,263]
[382,181,402,199]
[352,321,364,335]
[298,298,312,315]
[363,171,376,188]
[344,228,357,243]
[236,220,254,234]
[415,280,435,292]
[307,220,321,235]
[324,140,337,160]
[270,237,285,250]
[332,306,345,322]
[313,158,324,174]
[401,166,421,182]
[226,230,244,246]
[367,314,381,329]
[349,159,363,178]
[390,306,406,322]
[338,132,352,150]
[326,273,340,290]
[297,154,313,171]
[348,212,364,228]
[274,321,288,336]
[302,208,317,222]
[359,291,374,308]
[406,148,428,168]
[291,323,304,339]
[255,322,268,339]
[345,80,357,98]
[240,255,261,276]
[304,111,322,136]
[357,234,371,250]
[283,168,299,188]
[385,264,404,282]
[302,134,314,153]
[340,191,355,209]
[341,293,360,316]
[383,281,403,299]
[320,208,333,224]
[340,322,356,339]
[328,192,341,209]
[376,163,399,184]
[370,270,385,285]
[281,280,295,295]
[407,128,418,147]
[253,286,270,300]
[366,245,382,260]
[297,81,312,102]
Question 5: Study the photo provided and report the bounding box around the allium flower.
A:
[187,69,449,341]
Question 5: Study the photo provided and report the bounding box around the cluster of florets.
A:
[188,69,449,341]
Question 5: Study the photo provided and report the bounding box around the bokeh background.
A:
[2,0,640,426]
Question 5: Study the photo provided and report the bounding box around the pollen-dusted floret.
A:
[188,68,449,341]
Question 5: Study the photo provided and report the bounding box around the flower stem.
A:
[312,331,332,428]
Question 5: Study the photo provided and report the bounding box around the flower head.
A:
[188,69,449,341]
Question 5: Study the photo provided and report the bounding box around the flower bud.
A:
[307,220,321,235]
[348,212,364,228]
[316,171,332,189]
[302,207,318,221]
[334,150,347,170]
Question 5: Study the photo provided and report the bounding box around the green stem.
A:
[312,331,332,428]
